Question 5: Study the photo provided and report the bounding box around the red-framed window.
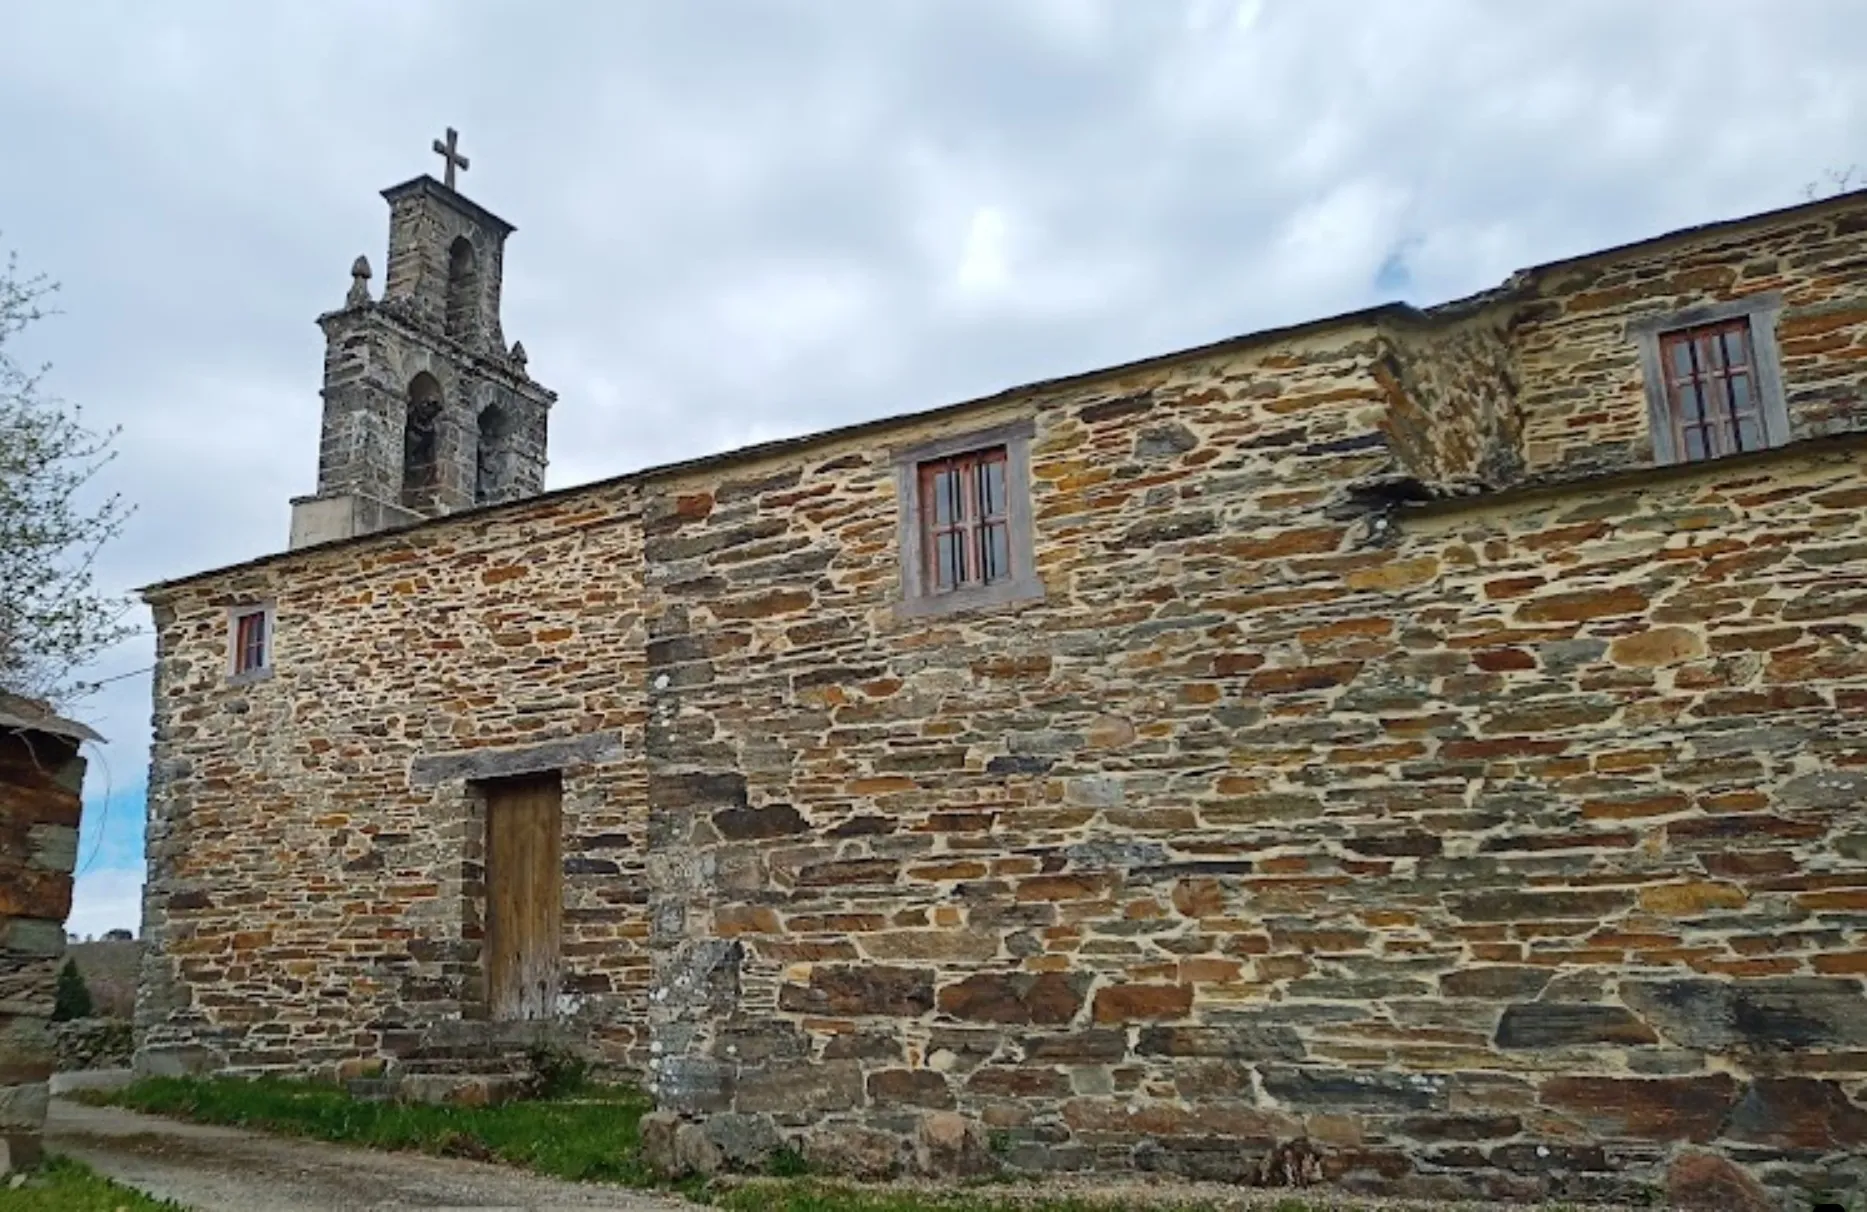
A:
[1658,319,1767,462]
[918,446,1012,593]
[232,608,269,676]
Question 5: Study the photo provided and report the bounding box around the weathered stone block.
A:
[733,1061,863,1116]
[1495,1004,1658,1049]
[1092,983,1192,1024]
[1620,977,1867,1051]
[778,966,932,1017]
[937,972,1086,1025]
[804,1124,903,1179]
[1538,1074,1738,1142]
[868,1069,954,1109]
[1723,1077,1867,1150]
[704,1112,782,1168]
[1666,1151,1773,1212]
[1261,1067,1441,1112]
[916,1111,996,1177]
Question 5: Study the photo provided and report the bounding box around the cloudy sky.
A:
[4,0,1865,936]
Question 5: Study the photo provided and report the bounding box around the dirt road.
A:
[47,1095,691,1211]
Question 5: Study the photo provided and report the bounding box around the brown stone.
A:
[1345,557,1438,592]
[1723,1077,1867,1149]
[1666,1151,1772,1212]
[1246,662,1362,695]
[778,966,933,1017]
[1514,585,1649,623]
[1608,626,1706,668]
[868,1069,955,1109]
[1638,881,1748,915]
[1540,1075,1739,1142]
[1091,983,1192,1024]
[937,971,1087,1025]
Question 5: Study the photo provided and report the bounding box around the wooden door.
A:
[484,774,562,1020]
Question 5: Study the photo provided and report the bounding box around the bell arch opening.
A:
[476,403,514,506]
[444,236,478,341]
[402,372,445,512]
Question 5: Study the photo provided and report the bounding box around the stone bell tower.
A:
[288,129,556,550]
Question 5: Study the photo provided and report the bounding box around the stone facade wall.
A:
[0,726,86,1173]
[142,192,1867,1203]
[139,482,653,1077]
[1513,201,1867,478]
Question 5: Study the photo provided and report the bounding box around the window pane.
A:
[1720,326,1751,371]
[936,532,961,590]
[1736,414,1763,452]
[1727,372,1751,415]
[932,467,957,525]
[1684,426,1708,461]
[983,523,1010,583]
[1668,338,1694,377]
[1696,334,1724,374]
[1675,379,1707,424]
[981,457,1007,519]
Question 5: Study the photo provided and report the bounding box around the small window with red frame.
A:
[232,607,270,677]
[1658,319,1770,462]
[918,446,1013,593]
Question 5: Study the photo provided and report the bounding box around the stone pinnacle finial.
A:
[346,255,373,307]
[509,340,528,369]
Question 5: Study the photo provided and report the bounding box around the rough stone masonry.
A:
[139,169,1867,1207]
[0,694,95,1173]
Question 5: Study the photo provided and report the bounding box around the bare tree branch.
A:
[0,241,135,705]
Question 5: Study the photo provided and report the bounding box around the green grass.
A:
[2,1155,187,1211]
[98,1074,657,1185]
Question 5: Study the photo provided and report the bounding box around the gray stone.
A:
[1495,1004,1658,1048]
[1135,423,1199,460]
[409,731,625,787]
[1064,838,1168,869]
[1259,1066,1442,1111]
[0,1084,48,1132]
[1621,977,1867,1051]
[704,1112,782,1168]
[25,825,77,872]
[733,1061,864,1116]
[0,920,64,958]
[1063,776,1125,808]
[638,1111,681,1178]
[1778,769,1867,811]
[673,1121,724,1176]
[805,1124,903,1179]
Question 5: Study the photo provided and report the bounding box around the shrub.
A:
[52,956,93,1021]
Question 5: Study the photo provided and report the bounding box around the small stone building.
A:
[139,159,1867,1205]
[0,693,96,1173]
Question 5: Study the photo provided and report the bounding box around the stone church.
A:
[138,143,1867,1204]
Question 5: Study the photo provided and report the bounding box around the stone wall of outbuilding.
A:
[0,720,87,1173]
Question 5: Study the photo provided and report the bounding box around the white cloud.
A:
[68,867,144,941]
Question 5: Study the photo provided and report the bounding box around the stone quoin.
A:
[137,150,1867,1205]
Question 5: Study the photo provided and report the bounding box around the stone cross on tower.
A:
[431,127,470,190]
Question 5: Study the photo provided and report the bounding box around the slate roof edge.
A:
[0,691,103,743]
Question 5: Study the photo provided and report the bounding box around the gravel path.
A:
[46,1095,691,1211]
